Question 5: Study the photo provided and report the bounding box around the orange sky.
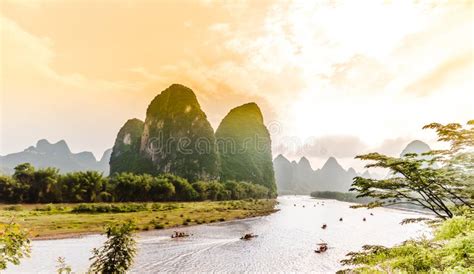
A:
[1,0,473,170]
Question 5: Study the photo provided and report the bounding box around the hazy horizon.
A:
[1,0,473,170]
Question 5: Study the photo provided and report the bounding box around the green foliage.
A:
[89,221,137,273]
[139,84,220,182]
[72,203,148,213]
[435,214,474,241]
[340,214,474,273]
[109,119,154,175]
[341,120,474,273]
[192,181,228,200]
[215,103,276,195]
[60,171,107,203]
[350,120,473,219]
[0,222,30,270]
[160,174,199,201]
[56,257,71,274]
[0,164,272,203]
[0,176,25,203]
[110,85,277,196]
[109,173,176,202]
[224,181,271,200]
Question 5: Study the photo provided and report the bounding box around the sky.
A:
[1,0,473,171]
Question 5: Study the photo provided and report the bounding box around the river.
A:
[6,196,430,273]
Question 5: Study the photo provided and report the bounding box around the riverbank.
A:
[0,199,277,239]
[4,196,431,273]
[309,191,431,214]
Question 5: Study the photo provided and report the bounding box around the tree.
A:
[0,222,30,270]
[0,176,22,203]
[341,121,474,272]
[350,120,473,219]
[340,209,474,272]
[56,257,72,274]
[89,221,137,273]
[162,174,198,201]
[60,171,106,203]
[192,181,228,200]
[148,177,175,201]
[32,168,60,203]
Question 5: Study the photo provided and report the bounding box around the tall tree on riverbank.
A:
[341,121,474,273]
[350,120,473,219]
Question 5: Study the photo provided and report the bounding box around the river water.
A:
[6,196,430,273]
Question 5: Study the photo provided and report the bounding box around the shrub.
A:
[72,203,148,213]
[89,221,137,273]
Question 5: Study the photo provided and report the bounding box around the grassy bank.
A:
[0,199,277,239]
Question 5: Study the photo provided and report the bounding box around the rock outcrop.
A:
[215,103,276,193]
[109,118,152,175]
[110,84,219,182]
[141,84,219,181]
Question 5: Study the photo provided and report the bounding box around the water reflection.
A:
[7,196,430,273]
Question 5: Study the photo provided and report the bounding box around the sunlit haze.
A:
[1,0,473,171]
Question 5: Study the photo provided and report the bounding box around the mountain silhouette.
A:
[0,139,111,175]
[273,155,364,194]
[216,103,276,193]
[400,140,431,157]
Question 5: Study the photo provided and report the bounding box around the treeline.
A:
[310,191,376,204]
[310,191,426,211]
[0,163,273,204]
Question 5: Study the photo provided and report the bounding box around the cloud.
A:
[369,137,414,157]
[274,135,368,159]
[208,23,230,33]
[1,0,472,164]
[1,16,140,93]
[321,54,393,94]
[404,53,473,96]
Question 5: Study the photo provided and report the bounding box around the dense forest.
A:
[0,163,274,204]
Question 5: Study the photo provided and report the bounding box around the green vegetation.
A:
[56,257,72,274]
[109,84,277,192]
[89,221,137,273]
[0,222,30,270]
[0,165,273,204]
[71,203,149,213]
[216,103,277,195]
[350,121,473,219]
[340,210,474,273]
[110,84,220,182]
[109,118,153,175]
[341,120,474,272]
[0,161,277,239]
[0,199,277,238]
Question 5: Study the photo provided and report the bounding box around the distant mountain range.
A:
[274,155,363,194]
[0,139,112,175]
[274,140,432,194]
[1,134,432,196]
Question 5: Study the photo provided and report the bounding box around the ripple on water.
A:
[5,196,431,273]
